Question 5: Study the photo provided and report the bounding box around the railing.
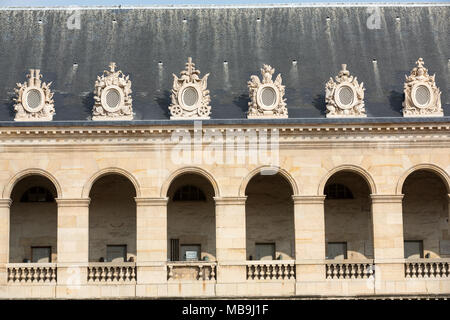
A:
[246,261,296,280]
[405,259,450,278]
[7,263,57,283]
[326,260,374,279]
[87,263,137,283]
[167,261,216,281]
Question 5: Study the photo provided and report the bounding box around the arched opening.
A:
[245,173,294,260]
[10,175,57,263]
[402,170,449,259]
[167,173,216,261]
[324,171,373,260]
[88,174,137,262]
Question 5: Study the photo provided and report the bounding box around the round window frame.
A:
[256,84,280,111]
[411,83,433,109]
[178,84,202,111]
[21,87,45,113]
[334,83,357,110]
[101,85,125,113]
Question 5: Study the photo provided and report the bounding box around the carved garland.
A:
[402,58,442,117]
[92,62,133,121]
[169,57,211,119]
[247,64,288,118]
[325,64,366,118]
[14,69,55,121]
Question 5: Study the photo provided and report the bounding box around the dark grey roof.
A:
[0,4,449,125]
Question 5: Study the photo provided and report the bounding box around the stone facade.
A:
[0,121,448,298]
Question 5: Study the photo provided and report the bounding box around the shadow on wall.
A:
[82,92,95,120]
[388,90,404,114]
[6,94,15,120]
[312,93,326,116]
[233,93,250,116]
[155,90,172,118]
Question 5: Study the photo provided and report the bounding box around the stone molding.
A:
[169,57,211,119]
[317,164,377,195]
[239,165,299,197]
[14,69,55,121]
[247,65,288,119]
[55,198,91,207]
[134,197,168,206]
[0,123,449,139]
[92,62,133,121]
[325,64,366,118]
[0,199,12,208]
[402,58,443,117]
[370,194,404,203]
[2,168,63,199]
[292,195,326,204]
[395,163,450,195]
[213,196,247,206]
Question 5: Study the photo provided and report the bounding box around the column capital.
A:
[292,195,326,204]
[134,197,168,206]
[214,196,247,205]
[56,198,90,207]
[370,194,404,203]
[0,199,12,208]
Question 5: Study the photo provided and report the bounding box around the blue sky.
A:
[0,0,444,7]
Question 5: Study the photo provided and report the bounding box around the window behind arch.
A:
[173,185,206,201]
[324,183,354,199]
[20,186,55,202]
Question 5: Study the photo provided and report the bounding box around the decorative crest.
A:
[92,62,133,120]
[402,58,442,117]
[325,64,366,118]
[247,64,287,118]
[169,57,211,119]
[13,69,55,121]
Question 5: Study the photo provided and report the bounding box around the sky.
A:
[0,0,445,7]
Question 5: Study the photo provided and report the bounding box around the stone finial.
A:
[247,64,287,119]
[402,58,442,117]
[92,62,133,121]
[169,57,211,119]
[14,69,55,121]
[325,64,366,118]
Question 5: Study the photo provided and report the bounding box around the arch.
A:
[82,167,141,198]
[318,164,377,196]
[239,165,299,197]
[396,163,450,195]
[161,166,220,198]
[3,168,63,199]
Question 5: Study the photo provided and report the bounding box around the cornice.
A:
[292,195,326,204]
[214,196,247,205]
[0,123,448,139]
[55,198,91,207]
[370,194,404,203]
[134,197,168,206]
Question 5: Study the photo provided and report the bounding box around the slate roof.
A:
[0,4,449,126]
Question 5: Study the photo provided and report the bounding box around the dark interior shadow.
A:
[388,90,404,113]
[312,93,326,116]
[233,93,250,115]
[82,92,95,119]
[6,94,16,119]
[155,90,171,118]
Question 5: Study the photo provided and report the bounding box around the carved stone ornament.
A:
[14,69,55,121]
[247,64,288,119]
[92,62,133,121]
[402,58,442,117]
[169,57,211,119]
[325,64,366,118]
